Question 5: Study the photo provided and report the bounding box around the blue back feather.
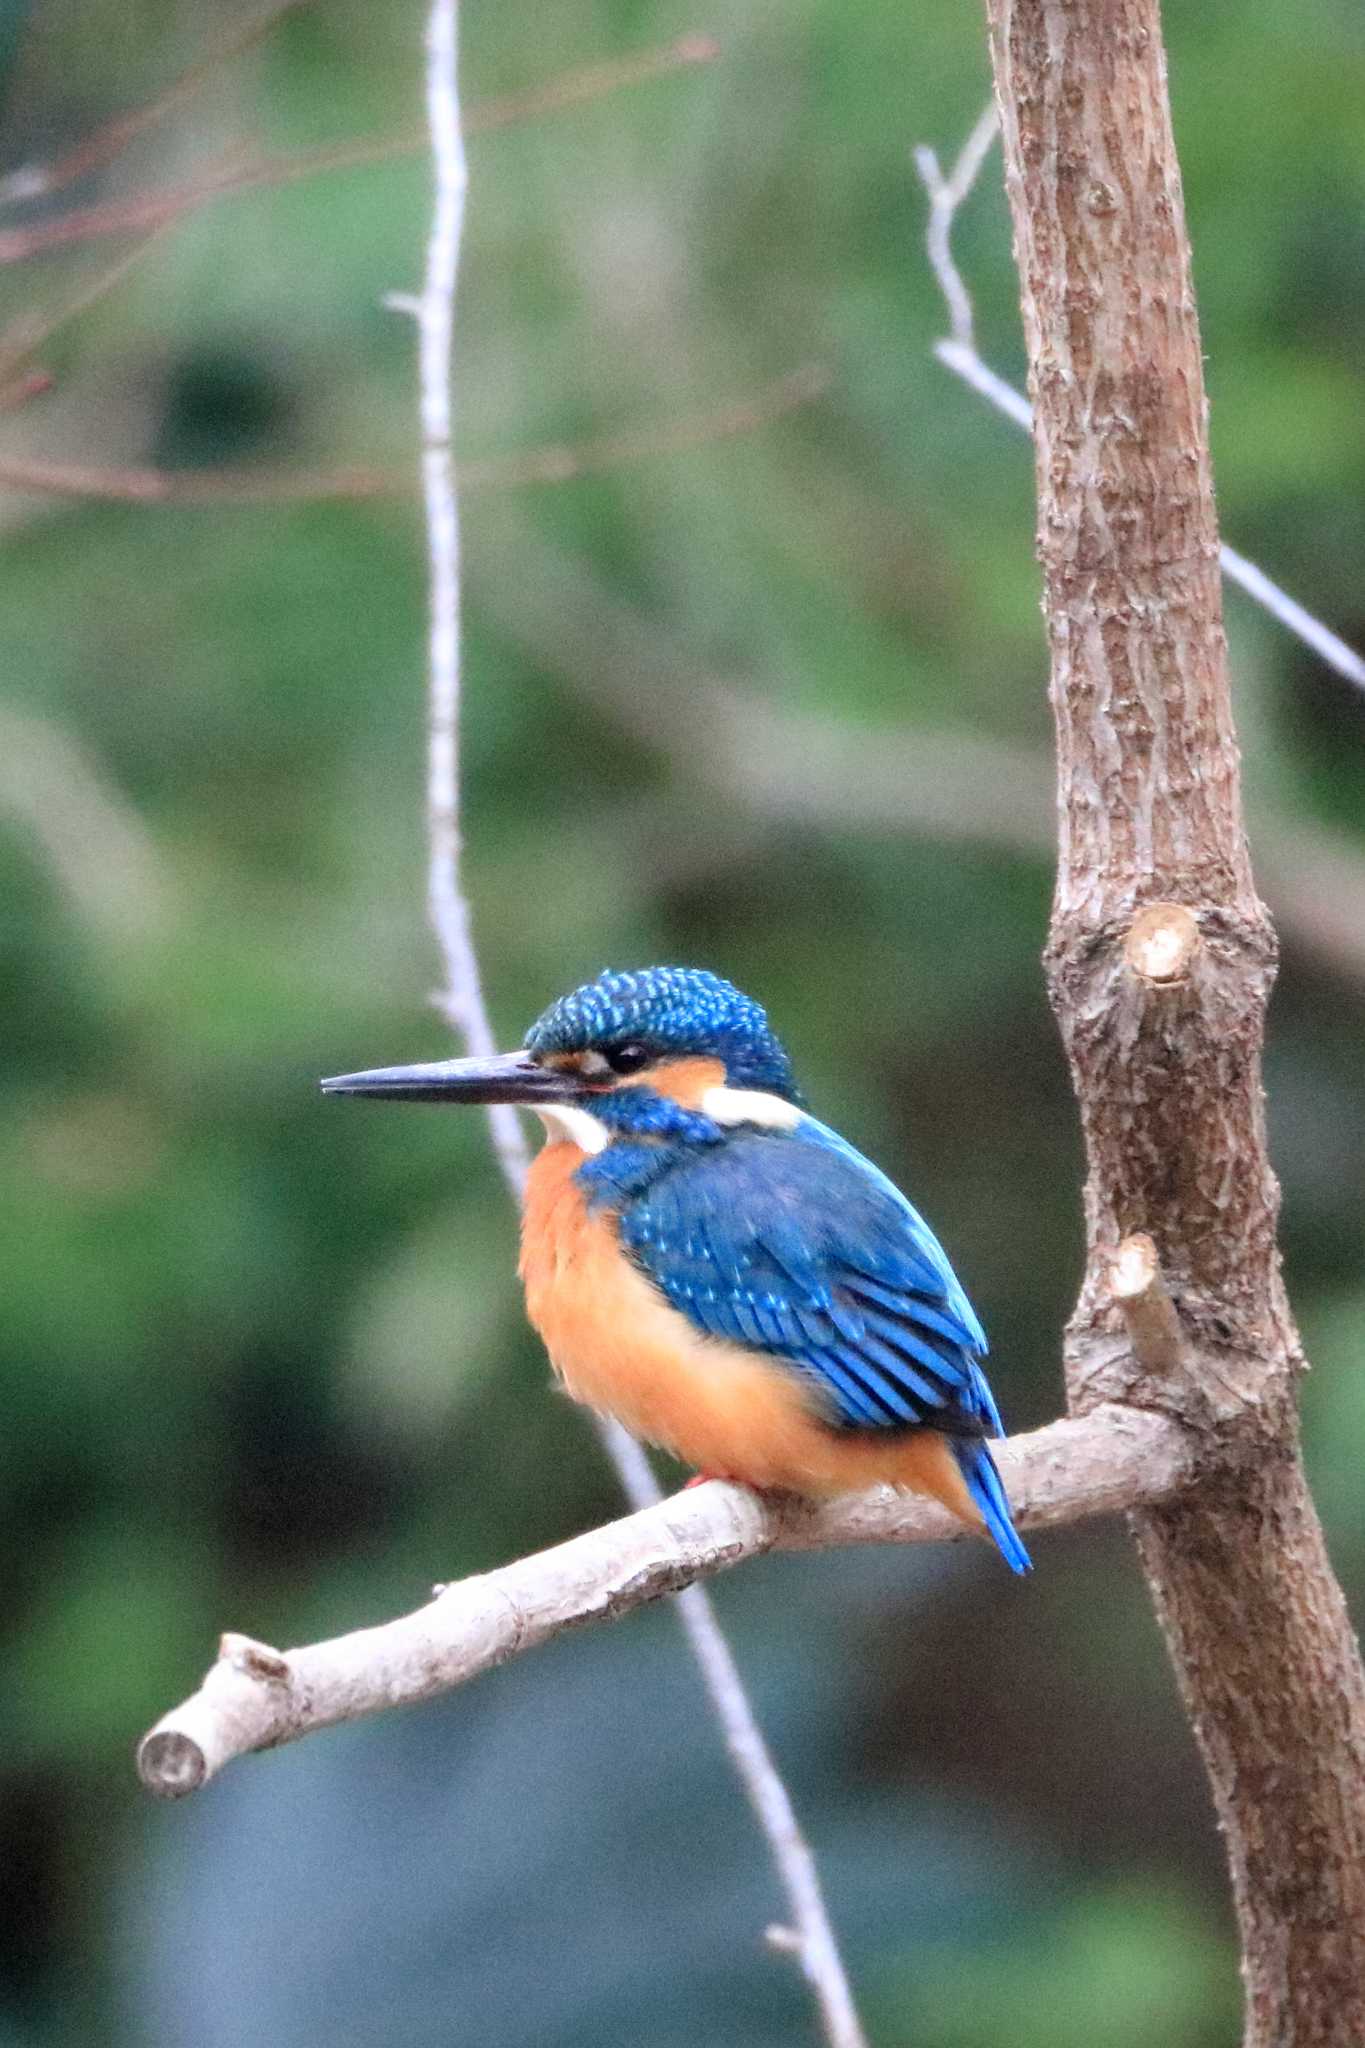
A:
[597,1113,1030,1573]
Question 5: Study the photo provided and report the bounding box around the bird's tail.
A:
[953,1437,1031,1574]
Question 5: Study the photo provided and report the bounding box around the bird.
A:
[322,966,1030,1572]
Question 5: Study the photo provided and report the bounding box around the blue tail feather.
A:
[955,1438,1031,1574]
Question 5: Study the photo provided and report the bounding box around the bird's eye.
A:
[605,1040,652,1076]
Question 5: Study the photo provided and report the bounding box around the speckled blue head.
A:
[526,966,801,1102]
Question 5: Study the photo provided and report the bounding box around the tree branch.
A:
[0,365,825,505]
[914,105,1365,700]
[386,11,865,2046]
[0,35,719,266]
[0,0,313,204]
[137,1403,1189,1798]
[981,3,1365,2039]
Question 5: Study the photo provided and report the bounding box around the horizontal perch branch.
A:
[138,1403,1190,1798]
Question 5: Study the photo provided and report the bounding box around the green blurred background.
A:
[0,1,1362,2042]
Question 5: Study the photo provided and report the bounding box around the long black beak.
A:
[320,1050,589,1105]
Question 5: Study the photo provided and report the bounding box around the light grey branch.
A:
[913,102,999,352]
[916,107,1365,696]
[391,11,867,2043]
[404,0,531,1196]
[137,1404,1191,1799]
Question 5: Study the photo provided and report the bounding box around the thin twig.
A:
[0,365,826,506]
[400,11,865,2044]
[588,1424,872,2048]
[0,0,313,204]
[915,107,1365,697]
[0,34,719,266]
[0,453,401,503]
[0,227,173,393]
[137,1405,1192,1797]
[912,102,999,352]
[407,0,530,1198]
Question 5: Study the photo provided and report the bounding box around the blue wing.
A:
[615,1116,1030,1573]
[618,1116,992,1438]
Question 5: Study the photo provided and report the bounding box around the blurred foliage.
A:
[0,0,1362,2043]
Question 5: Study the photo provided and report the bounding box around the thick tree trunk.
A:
[982,0,1365,2039]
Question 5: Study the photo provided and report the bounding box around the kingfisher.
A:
[322,967,1030,1572]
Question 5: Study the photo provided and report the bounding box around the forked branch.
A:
[914,104,1365,699]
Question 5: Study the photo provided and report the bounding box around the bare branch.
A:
[1217,541,1365,695]
[0,35,719,266]
[0,365,825,506]
[983,0,1365,2032]
[0,226,173,392]
[915,108,1365,698]
[912,102,999,352]
[0,453,400,503]
[137,1404,1191,1799]
[0,0,313,203]
[395,13,864,2044]
[402,0,534,1188]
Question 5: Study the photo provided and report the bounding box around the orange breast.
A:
[518,1139,981,1525]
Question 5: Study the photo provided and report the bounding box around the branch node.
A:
[766,1924,803,1954]
[219,1632,290,1682]
[1110,1234,1186,1375]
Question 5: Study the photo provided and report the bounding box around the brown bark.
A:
[983,0,1365,2040]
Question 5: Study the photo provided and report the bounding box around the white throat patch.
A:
[535,1103,612,1154]
[535,1088,798,1154]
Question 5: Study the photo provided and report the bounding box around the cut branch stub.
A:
[1123,902,1199,984]
[1110,1232,1185,1376]
[1049,901,1285,1401]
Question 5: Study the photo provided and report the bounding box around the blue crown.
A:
[526,967,800,1101]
